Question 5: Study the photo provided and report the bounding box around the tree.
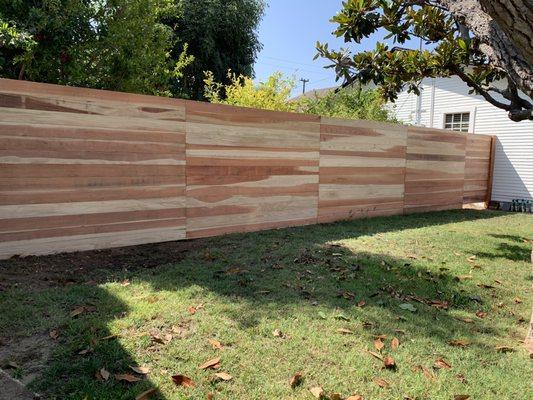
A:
[0,0,192,96]
[163,0,265,100]
[301,86,397,122]
[204,71,396,121]
[204,71,298,112]
[315,0,533,122]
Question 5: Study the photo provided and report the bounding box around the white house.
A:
[393,76,532,206]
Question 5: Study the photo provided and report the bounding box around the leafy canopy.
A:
[0,0,192,96]
[163,0,265,100]
[204,70,396,122]
[316,0,532,121]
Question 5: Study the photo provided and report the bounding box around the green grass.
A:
[1,210,532,400]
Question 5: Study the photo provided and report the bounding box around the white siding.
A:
[392,76,533,202]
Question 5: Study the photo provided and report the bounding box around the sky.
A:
[253,0,420,96]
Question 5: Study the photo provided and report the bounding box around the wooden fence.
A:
[0,79,494,258]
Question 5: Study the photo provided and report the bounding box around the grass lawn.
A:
[0,210,532,400]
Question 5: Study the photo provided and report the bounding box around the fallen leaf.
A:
[115,373,142,382]
[6,361,19,369]
[334,313,350,321]
[383,356,396,369]
[171,374,195,388]
[374,338,384,351]
[289,371,303,388]
[273,329,283,338]
[454,396,470,400]
[330,393,343,400]
[456,275,473,281]
[214,372,232,381]
[208,339,224,349]
[399,303,417,312]
[49,330,59,340]
[337,328,354,335]
[101,334,118,340]
[188,306,198,314]
[455,374,467,384]
[466,255,476,263]
[357,299,366,307]
[78,348,92,355]
[434,358,452,369]
[367,350,384,361]
[448,339,470,347]
[347,396,363,400]
[130,366,150,375]
[100,368,110,381]
[513,297,522,304]
[495,345,514,353]
[310,386,326,398]
[207,393,214,400]
[373,377,390,388]
[391,337,399,349]
[476,311,487,318]
[457,318,474,324]
[135,388,156,400]
[70,306,86,318]
[199,357,221,370]
[121,280,130,286]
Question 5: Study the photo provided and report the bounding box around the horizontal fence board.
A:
[0,79,494,258]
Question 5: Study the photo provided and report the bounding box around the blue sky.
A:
[253,1,420,96]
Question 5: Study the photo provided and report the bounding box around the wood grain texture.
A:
[0,79,186,257]
[319,118,407,223]
[463,134,493,205]
[404,126,466,213]
[185,101,320,238]
[0,78,494,259]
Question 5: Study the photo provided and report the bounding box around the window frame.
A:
[441,107,476,133]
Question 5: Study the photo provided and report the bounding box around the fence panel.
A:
[0,79,495,258]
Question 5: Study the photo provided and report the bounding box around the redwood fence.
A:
[0,79,494,258]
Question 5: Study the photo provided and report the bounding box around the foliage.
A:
[302,86,397,122]
[315,0,532,121]
[163,0,265,100]
[0,211,531,399]
[205,71,396,121]
[204,71,298,112]
[0,0,192,96]
[0,19,36,78]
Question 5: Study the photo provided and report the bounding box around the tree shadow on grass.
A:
[0,210,513,399]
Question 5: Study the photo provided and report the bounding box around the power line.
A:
[255,61,328,76]
[299,78,309,94]
[262,56,327,71]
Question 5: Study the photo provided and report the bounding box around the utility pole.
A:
[300,78,309,94]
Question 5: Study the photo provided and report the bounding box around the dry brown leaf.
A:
[495,345,514,353]
[273,329,283,338]
[188,306,197,315]
[347,396,363,400]
[49,330,59,340]
[391,337,399,349]
[206,393,214,400]
[70,306,86,318]
[383,356,396,369]
[476,311,487,318]
[121,280,130,286]
[215,372,233,381]
[100,368,110,381]
[337,328,354,335]
[172,374,195,388]
[289,371,303,388]
[115,373,142,382]
[448,339,470,347]
[199,357,221,370]
[310,386,325,398]
[135,388,157,400]
[130,366,150,375]
[367,350,384,361]
[454,396,470,400]
[434,358,452,369]
[208,339,223,349]
[373,377,390,388]
[330,393,343,400]
[458,317,474,324]
[374,338,384,351]
[513,297,522,304]
[466,255,476,263]
[456,275,473,281]
[357,299,366,307]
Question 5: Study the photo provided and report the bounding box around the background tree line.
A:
[0,0,264,100]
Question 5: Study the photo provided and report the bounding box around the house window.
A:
[444,112,470,132]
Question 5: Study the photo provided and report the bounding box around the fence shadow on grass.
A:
[0,209,512,399]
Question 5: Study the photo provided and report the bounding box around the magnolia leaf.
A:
[199,357,221,370]
[215,372,233,381]
[310,386,326,399]
[115,373,142,382]
[171,374,195,388]
[130,366,150,375]
[135,388,157,400]
[289,371,303,388]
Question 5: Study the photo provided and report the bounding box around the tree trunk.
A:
[436,0,533,100]
[479,0,533,66]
